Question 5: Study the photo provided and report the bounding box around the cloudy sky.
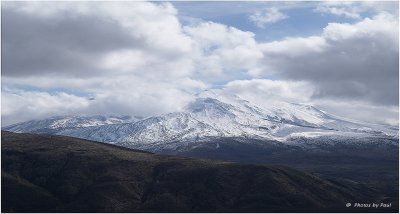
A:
[2,1,399,126]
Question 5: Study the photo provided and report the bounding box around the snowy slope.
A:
[58,112,222,144]
[3,95,398,151]
[4,115,138,134]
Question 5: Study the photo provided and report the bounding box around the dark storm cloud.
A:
[2,7,147,77]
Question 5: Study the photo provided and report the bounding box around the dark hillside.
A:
[1,131,394,212]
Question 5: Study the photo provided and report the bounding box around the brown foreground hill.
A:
[1,131,395,212]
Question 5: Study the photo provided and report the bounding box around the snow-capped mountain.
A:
[3,95,398,152]
[4,115,139,134]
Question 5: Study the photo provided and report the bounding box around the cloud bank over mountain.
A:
[2,1,398,126]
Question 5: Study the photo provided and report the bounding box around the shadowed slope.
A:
[1,131,388,212]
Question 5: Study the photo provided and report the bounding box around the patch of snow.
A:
[3,94,398,152]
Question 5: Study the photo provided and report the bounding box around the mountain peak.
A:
[3,95,398,148]
[186,97,233,111]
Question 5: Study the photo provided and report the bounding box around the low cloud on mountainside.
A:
[1,1,398,126]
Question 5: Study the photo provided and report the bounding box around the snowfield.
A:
[4,94,398,152]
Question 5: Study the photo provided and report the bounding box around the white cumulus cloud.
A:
[257,12,399,106]
[249,7,288,28]
[1,2,398,126]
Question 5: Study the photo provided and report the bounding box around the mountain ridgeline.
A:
[2,95,399,212]
[4,95,398,151]
[1,131,395,212]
